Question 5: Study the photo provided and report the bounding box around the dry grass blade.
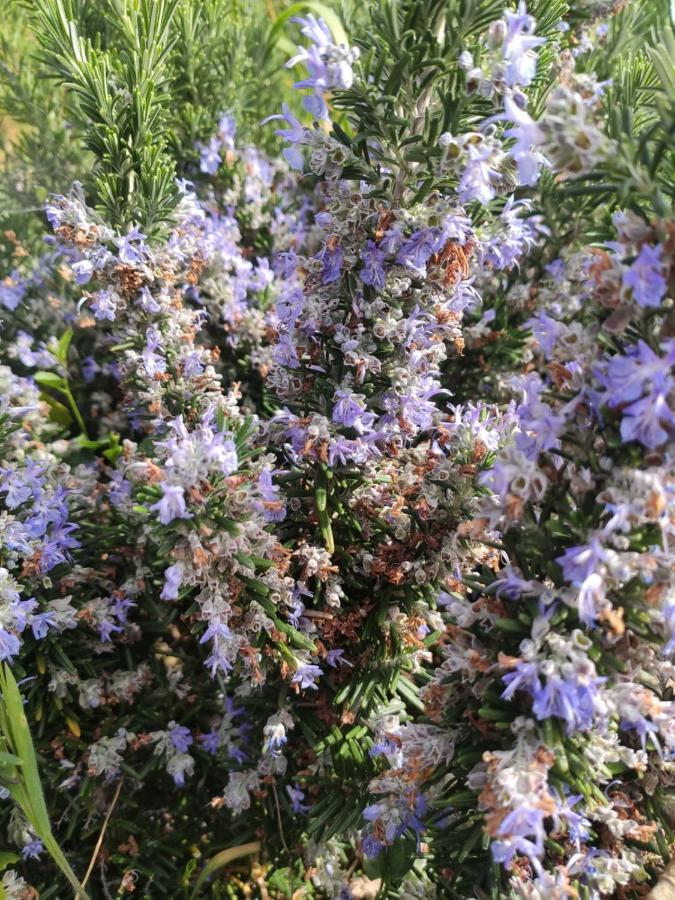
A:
[81,778,124,891]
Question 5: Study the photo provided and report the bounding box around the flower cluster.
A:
[356,4,675,896]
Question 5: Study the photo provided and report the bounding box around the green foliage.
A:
[0,664,90,898]
[0,0,350,264]
[32,0,181,233]
[167,0,308,159]
[0,3,89,256]
[167,0,247,158]
[562,1,674,218]
[329,0,568,201]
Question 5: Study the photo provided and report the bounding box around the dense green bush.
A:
[0,1,673,897]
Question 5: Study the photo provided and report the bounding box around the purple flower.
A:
[109,471,132,508]
[0,273,26,311]
[439,211,474,243]
[277,250,300,279]
[255,469,286,523]
[545,258,566,282]
[219,441,239,477]
[492,807,546,868]
[199,137,222,175]
[263,721,288,756]
[396,229,438,275]
[458,143,500,205]
[600,340,675,407]
[490,567,538,601]
[99,618,122,643]
[501,660,540,700]
[90,288,119,321]
[315,211,332,229]
[116,227,147,265]
[503,660,606,733]
[369,736,400,759]
[72,259,95,284]
[531,673,605,734]
[169,754,194,787]
[286,784,310,814]
[326,648,352,668]
[380,224,404,255]
[664,595,675,656]
[199,729,221,755]
[200,620,233,647]
[81,356,99,384]
[0,629,21,661]
[598,339,675,448]
[263,104,307,170]
[620,391,675,449]
[113,597,135,624]
[619,712,660,751]
[169,723,193,753]
[137,286,161,313]
[291,662,322,690]
[31,612,55,640]
[514,403,565,455]
[275,284,304,327]
[359,240,386,290]
[11,597,38,633]
[526,310,564,358]
[182,351,205,378]
[142,326,167,378]
[161,562,184,601]
[316,242,343,284]
[557,538,608,584]
[199,619,235,676]
[623,244,667,308]
[362,835,384,858]
[575,573,606,625]
[1,472,34,509]
[332,390,376,434]
[365,793,426,844]
[499,95,548,186]
[21,839,44,861]
[554,793,590,848]
[287,16,359,120]
[502,3,545,87]
[40,533,79,573]
[480,199,541,269]
[217,114,236,150]
[273,334,300,369]
[327,434,379,466]
[151,483,191,526]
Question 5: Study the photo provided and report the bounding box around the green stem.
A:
[62,382,90,441]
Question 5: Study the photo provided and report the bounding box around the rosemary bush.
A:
[0,0,673,898]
